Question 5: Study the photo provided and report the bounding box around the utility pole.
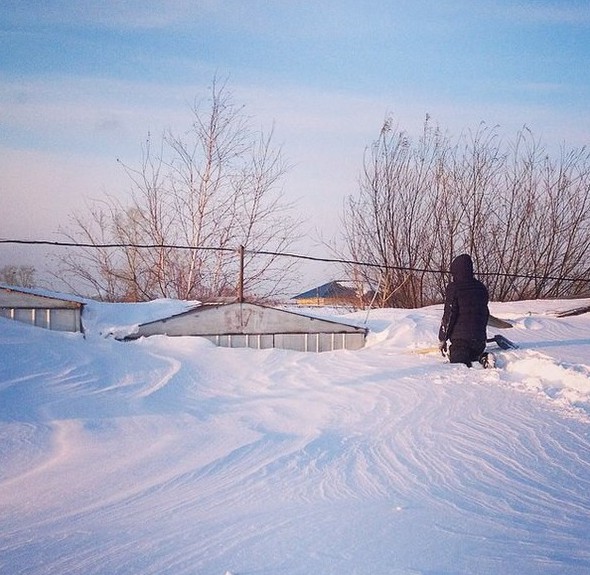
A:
[237,245,245,303]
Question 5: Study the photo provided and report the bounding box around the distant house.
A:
[123,301,367,352]
[0,284,84,333]
[292,281,358,307]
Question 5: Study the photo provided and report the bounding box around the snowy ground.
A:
[1,298,590,575]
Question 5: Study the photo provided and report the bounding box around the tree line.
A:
[341,117,590,307]
[52,81,590,306]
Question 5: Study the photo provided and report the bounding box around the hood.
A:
[450,254,474,281]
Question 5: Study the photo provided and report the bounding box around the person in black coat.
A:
[438,254,490,367]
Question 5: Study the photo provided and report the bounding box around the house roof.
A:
[293,281,355,301]
[0,284,84,309]
[124,301,367,340]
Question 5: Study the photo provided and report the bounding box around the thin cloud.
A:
[2,0,222,30]
[494,1,590,26]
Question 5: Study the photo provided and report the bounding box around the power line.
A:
[0,239,234,253]
[1,238,589,284]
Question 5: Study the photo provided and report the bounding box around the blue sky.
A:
[1,0,590,283]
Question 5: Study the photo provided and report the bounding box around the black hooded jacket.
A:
[438,254,489,343]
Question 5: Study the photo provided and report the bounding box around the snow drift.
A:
[1,298,590,574]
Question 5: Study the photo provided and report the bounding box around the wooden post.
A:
[238,245,245,303]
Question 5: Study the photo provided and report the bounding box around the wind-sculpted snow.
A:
[1,299,590,574]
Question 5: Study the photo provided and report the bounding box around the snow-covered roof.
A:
[122,301,367,351]
[0,284,84,309]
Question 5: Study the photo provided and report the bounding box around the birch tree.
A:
[60,78,300,302]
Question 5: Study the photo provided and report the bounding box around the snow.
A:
[1,298,590,574]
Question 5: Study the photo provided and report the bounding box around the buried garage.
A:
[0,284,83,333]
[123,301,367,352]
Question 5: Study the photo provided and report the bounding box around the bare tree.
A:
[486,131,590,300]
[341,116,449,308]
[60,78,301,301]
[0,265,36,288]
[341,119,590,306]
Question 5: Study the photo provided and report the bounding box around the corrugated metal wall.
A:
[203,331,365,352]
[0,307,82,332]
